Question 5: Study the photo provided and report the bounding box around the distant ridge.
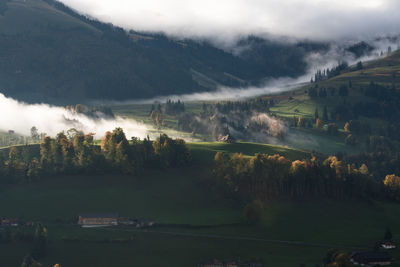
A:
[0,0,327,104]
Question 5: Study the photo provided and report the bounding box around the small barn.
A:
[78,213,119,227]
[218,134,236,143]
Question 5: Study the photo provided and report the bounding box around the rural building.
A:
[218,134,236,143]
[350,251,392,266]
[380,240,396,249]
[242,262,264,267]
[78,213,119,227]
[1,218,19,227]
[198,259,242,267]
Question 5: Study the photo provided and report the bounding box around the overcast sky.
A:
[58,0,400,42]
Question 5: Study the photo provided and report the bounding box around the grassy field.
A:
[188,141,310,163]
[1,169,400,266]
[111,100,364,156]
[0,142,400,266]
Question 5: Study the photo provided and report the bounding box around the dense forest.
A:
[213,152,400,202]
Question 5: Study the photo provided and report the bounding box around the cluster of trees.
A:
[177,99,275,141]
[384,174,400,201]
[164,100,185,115]
[343,120,372,146]
[178,109,284,142]
[291,106,341,136]
[311,62,348,83]
[0,129,191,183]
[346,41,374,58]
[344,149,400,182]
[324,249,352,267]
[361,82,400,120]
[65,104,114,119]
[149,100,185,127]
[213,99,271,114]
[308,82,399,124]
[213,152,399,202]
[150,110,165,129]
[308,84,348,98]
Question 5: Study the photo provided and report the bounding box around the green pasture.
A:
[188,141,310,163]
[1,168,400,266]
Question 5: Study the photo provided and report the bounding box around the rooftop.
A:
[79,213,119,219]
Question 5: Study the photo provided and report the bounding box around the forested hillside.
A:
[0,0,328,103]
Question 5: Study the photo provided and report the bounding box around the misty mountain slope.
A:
[0,0,328,104]
[327,50,400,85]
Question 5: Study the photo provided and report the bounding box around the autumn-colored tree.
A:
[344,122,350,132]
[101,128,129,165]
[52,132,69,172]
[9,146,20,164]
[359,164,369,175]
[66,128,82,141]
[315,118,323,129]
[327,252,352,267]
[115,137,133,174]
[150,110,164,129]
[214,152,232,184]
[101,131,113,159]
[152,134,191,168]
[27,158,41,181]
[297,116,304,127]
[40,136,53,172]
[8,146,27,181]
[324,156,345,178]
[384,174,400,201]
[77,134,96,169]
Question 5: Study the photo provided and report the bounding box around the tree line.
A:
[213,152,399,202]
[0,129,191,183]
[311,62,349,83]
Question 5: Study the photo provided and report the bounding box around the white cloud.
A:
[59,0,400,41]
[0,94,148,139]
